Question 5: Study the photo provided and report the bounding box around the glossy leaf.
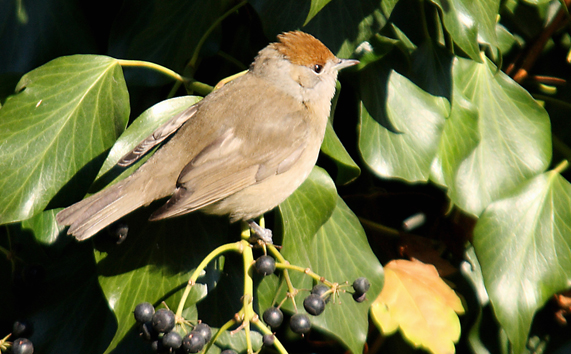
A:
[273,167,385,354]
[96,211,231,353]
[372,259,465,354]
[304,0,332,25]
[321,121,361,185]
[442,57,552,215]
[429,0,500,62]
[359,70,450,182]
[0,55,129,224]
[473,170,571,354]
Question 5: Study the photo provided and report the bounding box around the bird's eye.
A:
[313,64,323,74]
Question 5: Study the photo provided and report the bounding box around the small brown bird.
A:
[57,31,358,241]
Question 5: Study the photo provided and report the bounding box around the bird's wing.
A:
[148,107,310,221]
[118,104,199,167]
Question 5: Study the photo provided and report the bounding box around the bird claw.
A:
[248,220,273,244]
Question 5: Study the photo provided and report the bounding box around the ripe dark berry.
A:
[12,338,34,354]
[263,333,275,346]
[352,277,370,295]
[289,313,311,334]
[303,294,325,316]
[311,284,331,303]
[255,255,276,276]
[141,321,159,341]
[182,332,205,353]
[194,322,212,342]
[353,292,367,303]
[162,331,182,349]
[221,350,238,354]
[263,307,283,328]
[13,319,33,338]
[134,302,155,323]
[152,308,175,333]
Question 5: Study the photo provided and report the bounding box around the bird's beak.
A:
[334,59,360,71]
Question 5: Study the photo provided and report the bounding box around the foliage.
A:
[2,0,571,353]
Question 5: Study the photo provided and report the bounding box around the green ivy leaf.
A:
[442,57,552,215]
[321,121,361,185]
[96,211,231,353]
[21,209,66,246]
[275,167,384,354]
[304,0,332,26]
[473,169,571,354]
[0,55,129,224]
[429,0,500,62]
[359,69,450,182]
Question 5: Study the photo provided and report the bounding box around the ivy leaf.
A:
[441,57,551,215]
[96,211,231,353]
[274,167,384,354]
[304,0,332,26]
[371,259,465,354]
[0,55,129,224]
[473,169,571,354]
[429,0,500,62]
[359,69,450,182]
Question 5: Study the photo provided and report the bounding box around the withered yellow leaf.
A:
[371,259,465,354]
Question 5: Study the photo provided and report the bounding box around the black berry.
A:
[134,302,155,323]
[162,331,182,350]
[352,277,370,295]
[13,319,33,338]
[12,338,34,354]
[303,294,325,316]
[194,322,212,343]
[353,292,367,303]
[289,313,311,334]
[263,307,283,328]
[182,332,205,353]
[263,333,275,346]
[311,284,331,303]
[152,308,175,333]
[255,255,276,276]
[140,321,159,341]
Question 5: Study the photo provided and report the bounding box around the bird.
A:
[56,31,359,242]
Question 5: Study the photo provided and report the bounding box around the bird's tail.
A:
[56,177,148,241]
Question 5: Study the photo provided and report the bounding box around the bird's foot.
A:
[247,220,273,244]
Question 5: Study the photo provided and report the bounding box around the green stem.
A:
[188,0,248,69]
[175,242,244,318]
[553,160,569,174]
[187,80,214,96]
[273,262,334,287]
[203,318,237,354]
[267,245,297,296]
[251,318,289,354]
[419,0,430,39]
[242,241,255,353]
[117,59,185,82]
[358,217,400,238]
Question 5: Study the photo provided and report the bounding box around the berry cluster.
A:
[256,254,370,337]
[0,320,34,354]
[134,303,211,353]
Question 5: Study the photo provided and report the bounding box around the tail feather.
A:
[56,178,147,240]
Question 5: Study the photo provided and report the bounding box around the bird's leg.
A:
[247,220,273,244]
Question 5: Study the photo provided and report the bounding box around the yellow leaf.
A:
[371,259,465,354]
